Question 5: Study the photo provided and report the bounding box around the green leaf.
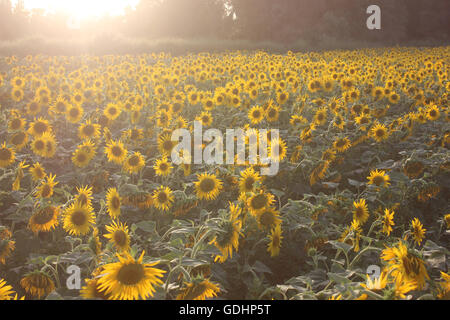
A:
[135,221,156,233]
[327,272,351,284]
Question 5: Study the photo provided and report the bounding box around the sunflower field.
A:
[0,46,449,301]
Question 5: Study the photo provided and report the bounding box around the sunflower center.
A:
[112,196,120,209]
[259,211,274,227]
[70,108,79,118]
[376,129,385,137]
[128,155,140,166]
[251,194,267,210]
[11,118,22,129]
[163,140,173,151]
[41,184,52,198]
[34,122,47,134]
[0,148,12,161]
[157,191,168,203]
[355,207,365,218]
[11,132,26,145]
[111,146,123,157]
[244,177,255,190]
[33,207,55,225]
[372,175,385,186]
[71,210,87,226]
[117,263,145,286]
[77,153,87,163]
[113,230,127,246]
[199,178,215,193]
[83,125,95,136]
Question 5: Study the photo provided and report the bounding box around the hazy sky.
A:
[17,0,140,18]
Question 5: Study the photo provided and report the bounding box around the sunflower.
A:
[106,187,121,219]
[80,278,111,300]
[20,271,55,299]
[157,133,176,156]
[313,107,328,126]
[50,97,69,114]
[105,140,128,164]
[248,106,265,124]
[367,169,390,188]
[34,174,58,199]
[8,117,26,132]
[211,212,242,263]
[29,162,46,181]
[123,152,145,174]
[78,120,101,140]
[361,270,388,294]
[267,224,283,257]
[152,186,174,212]
[0,227,15,265]
[381,242,429,290]
[28,206,60,234]
[352,199,369,225]
[247,191,275,216]
[411,218,426,246]
[72,147,93,168]
[239,167,261,193]
[30,134,48,158]
[0,142,15,168]
[370,123,390,142]
[11,76,25,88]
[188,91,200,105]
[28,117,52,137]
[42,132,57,158]
[63,202,95,236]
[194,172,223,201]
[196,111,213,127]
[97,251,165,300]
[388,92,400,104]
[105,221,131,252]
[403,161,424,179]
[104,103,122,121]
[257,207,281,231]
[176,278,220,300]
[426,105,440,121]
[26,100,41,116]
[0,278,15,300]
[382,208,395,236]
[9,131,28,150]
[276,91,289,105]
[11,87,24,102]
[65,104,84,123]
[333,137,351,153]
[153,157,173,176]
[75,185,93,207]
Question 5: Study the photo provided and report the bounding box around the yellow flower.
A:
[194,172,223,201]
[176,278,220,300]
[0,142,15,168]
[97,251,165,300]
[382,208,395,236]
[367,169,390,188]
[104,221,131,253]
[267,224,283,257]
[352,199,369,225]
[63,202,95,236]
[20,271,55,299]
[152,186,174,212]
[411,218,426,246]
[106,187,121,219]
[105,140,128,164]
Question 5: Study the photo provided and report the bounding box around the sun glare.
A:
[20,0,139,19]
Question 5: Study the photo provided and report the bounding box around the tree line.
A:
[0,0,448,45]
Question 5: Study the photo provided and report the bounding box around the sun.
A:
[21,0,139,20]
